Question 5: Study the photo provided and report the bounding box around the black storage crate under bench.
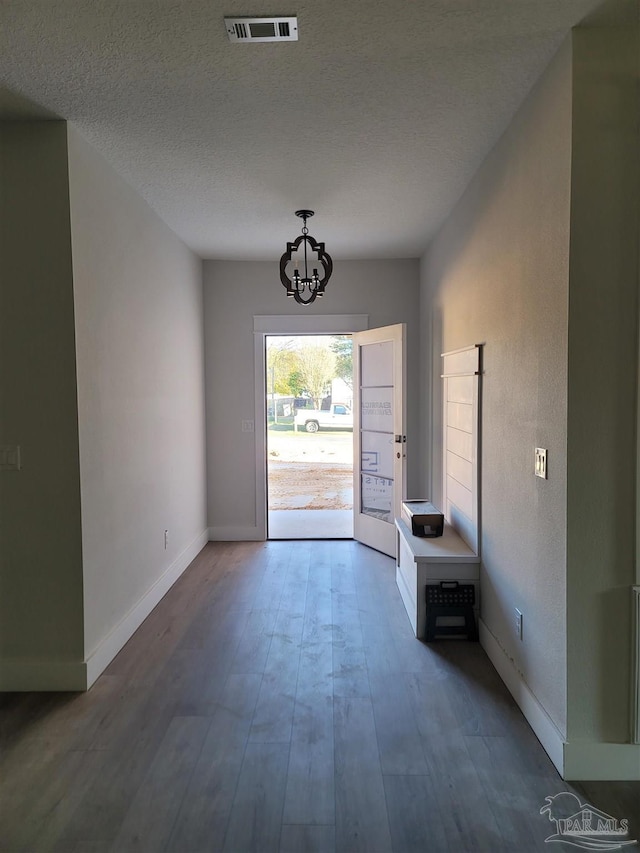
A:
[425,581,478,641]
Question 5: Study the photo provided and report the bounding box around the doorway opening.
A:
[266,334,354,539]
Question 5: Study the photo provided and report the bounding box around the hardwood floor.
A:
[1,540,638,852]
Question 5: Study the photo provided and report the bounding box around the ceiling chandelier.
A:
[279,210,333,305]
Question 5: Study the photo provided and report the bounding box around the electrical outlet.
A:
[515,608,523,640]
[164,529,169,550]
[0,445,21,470]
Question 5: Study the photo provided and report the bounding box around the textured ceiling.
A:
[0,1,600,260]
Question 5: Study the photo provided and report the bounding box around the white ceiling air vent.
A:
[225,17,298,43]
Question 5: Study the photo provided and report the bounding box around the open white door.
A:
[353,324,406,556]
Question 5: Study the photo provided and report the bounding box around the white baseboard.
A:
[84,528,209,688]
[479,618,566,776]
[0,659,88,692]
[209,526,264,541]
[563,742,640,781]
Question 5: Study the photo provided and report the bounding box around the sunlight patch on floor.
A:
[268,509,353,539]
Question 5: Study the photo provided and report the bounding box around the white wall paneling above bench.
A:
[441,344,482,555]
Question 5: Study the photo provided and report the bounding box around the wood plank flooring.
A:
[0,540,638,852]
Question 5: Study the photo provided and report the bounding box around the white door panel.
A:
[353,324,406,557]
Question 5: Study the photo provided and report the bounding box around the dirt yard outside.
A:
[267,425,353,510]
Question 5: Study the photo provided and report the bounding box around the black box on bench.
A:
[401,500,444,538]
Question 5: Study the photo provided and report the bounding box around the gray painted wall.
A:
[0,122,85,671]
[203,259,420,535]
[420,43,573,734]
[421,2,640,756]
[67,126,208,660]
[566,11,639,743]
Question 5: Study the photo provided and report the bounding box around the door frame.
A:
[253,314,369,540]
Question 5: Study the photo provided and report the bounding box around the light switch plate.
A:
[242,420,254,433]
[535,447,547,479]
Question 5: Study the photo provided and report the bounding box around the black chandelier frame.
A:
[279,210,333,305]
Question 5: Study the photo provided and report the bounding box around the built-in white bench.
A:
[395,518,480,639]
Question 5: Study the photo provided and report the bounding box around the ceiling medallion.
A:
[279,210,333,305]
